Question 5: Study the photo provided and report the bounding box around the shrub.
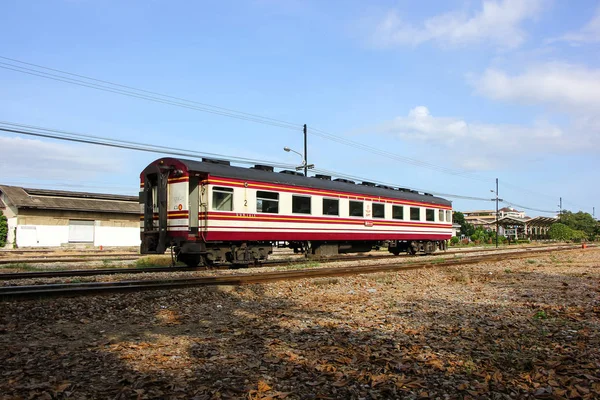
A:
[450,236,460,246]
[0,211,7,248]
[548,223,588,242]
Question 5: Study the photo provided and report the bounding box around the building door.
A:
[68,220,94,243]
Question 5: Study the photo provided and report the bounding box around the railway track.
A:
[0,244,576,281]
[0,245,590,300]
[0,253,140,265]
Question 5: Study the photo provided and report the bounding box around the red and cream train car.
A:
[140,157,453,266]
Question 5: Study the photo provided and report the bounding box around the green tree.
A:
[560,211,596,236]
[453,211,475,237]
[0,210,7,248]
[548,223,584,241]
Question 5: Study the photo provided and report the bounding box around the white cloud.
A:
[0,136,123,181]
[471,63,600,112]
[549,6,600,45]
[377,106,595,170]
[372,0,543,49]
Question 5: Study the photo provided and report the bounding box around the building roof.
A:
[0,185,139,214]
[142,157,453,207]
[499,206,522,213]
[526,216,557,227]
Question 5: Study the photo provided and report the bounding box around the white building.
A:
[0,185,140,248]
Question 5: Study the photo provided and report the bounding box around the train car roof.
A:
[143,158,452,207]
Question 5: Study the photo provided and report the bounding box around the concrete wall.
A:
[14,209,140,248]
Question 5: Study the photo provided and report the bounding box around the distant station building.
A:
[0,185,140,248]
[461,207,556,240]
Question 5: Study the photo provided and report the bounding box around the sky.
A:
[1,0,599,217]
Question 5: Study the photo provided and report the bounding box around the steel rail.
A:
[0,243,583,281]
[0,255,141,265]
[0,245,589,300]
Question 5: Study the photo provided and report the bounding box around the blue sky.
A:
[1,0,599,217]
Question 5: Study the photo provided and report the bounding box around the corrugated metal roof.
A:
[0,185,139,214]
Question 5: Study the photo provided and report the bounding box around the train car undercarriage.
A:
[168,239,448,267]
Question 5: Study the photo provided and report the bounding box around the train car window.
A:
[410,207,420,221]
[349,201,363,217]
[212,187,233,211]
[257,191,279,213]
[426,209,435,221]
[292,195,311,214]
[392,205,404,220]
[446,210,452,222]
[372,203,385,218]
[323,198,339,216]
[439,210,444,222]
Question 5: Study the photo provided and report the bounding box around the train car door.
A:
[199,176,209,239]
[188,174,208,239]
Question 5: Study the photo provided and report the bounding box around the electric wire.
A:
[1,121,494,202]
[308,126,491,180]
[0,63,300,131]
[0,55,301,129]
[0,56,495,183]
[0,123,298,169]
[0,57,590,213]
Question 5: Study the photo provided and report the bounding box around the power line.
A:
[500,200,557,215]
[311,167,493,202]
[309,126,492,181]
[1,120,494,202]
[0,55,300,129]
[0,122,298,169]
[0,61,300,131]
[0,56,493,183]
[1,56,590,212]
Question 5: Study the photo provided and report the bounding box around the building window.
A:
[349,201,363,217]
[439,210,444,222]
[446,210,452,223]
[426,209,435,221]
[323,198,339,216]
[410,207,421,221]
[257,191,279,213]
[372,203,385,218]
[212,187,233,211]
[392,205,404,220]
[292,195,311,214]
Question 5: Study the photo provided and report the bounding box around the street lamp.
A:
[283,146,314,176]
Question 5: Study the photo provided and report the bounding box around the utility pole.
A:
[495,178,499,248]
[559,197,562,222]
[303,124,308,177]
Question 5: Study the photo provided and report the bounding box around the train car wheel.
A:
[177,253,201,267]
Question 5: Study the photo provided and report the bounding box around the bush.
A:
[548,223,588,242]
[450,236,460,246]
[0,211,7,248]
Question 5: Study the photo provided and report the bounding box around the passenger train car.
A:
[140,157,453,266]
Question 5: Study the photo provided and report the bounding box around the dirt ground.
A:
[1,249,599,399]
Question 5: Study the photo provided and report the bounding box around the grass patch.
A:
[447,269,471,283]
[429,257,447,264]
[313,277,340,286]
[2,263,41,271]
[278,261,321,270]
[526,259,536,264]
[134,255,174,268]
[533,310,548,320]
